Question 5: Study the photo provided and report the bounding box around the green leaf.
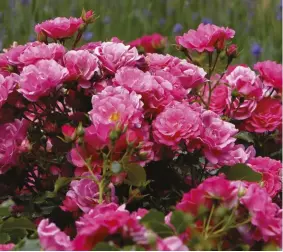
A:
[170,211,193,234]
[54,177,72,193]
[0,200,14,217]
[122,245,145,251]
[235,132,254,143]
[0,207,11,217]
[218,163,262,182]
[146,221,174,238]
[7,229,27,243]
[93,242,119,251]
[140,209,165,225]
[125,163,146,187]
[14,238,41,251]
[0,233,10,243]
[1,217,36,231]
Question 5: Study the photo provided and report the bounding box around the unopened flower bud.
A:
[111,161,122,174]
[76,122,84,137]
[226,44,238,58]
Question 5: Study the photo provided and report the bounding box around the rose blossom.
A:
[66,175,101,213]
[64,50,99,87]
[37,219,73,251]
[94,42,141,74]
[35,17,83,39]
[247,157,282,197]
[226,66,263,99]
[0,119,29,174]
[226,98,257,120]
[254,60,282,90]
[242,97,282,133]
[0,244,15,251]
[176,23,235,52]
[0,73,19,109]
[152,102,201,148]
[18,42,66,65]
[89,86,144,133]
[18,59,69,101]
[157,236,189,251]
[200,110,238,164]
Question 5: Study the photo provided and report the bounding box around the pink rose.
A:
[35,17,83,39]
[94,42,141,74]
[226,98,257,120]
[242,97,282,133]
[18,59,69,101]
[200,110,238,164]
[146,53,174,71]
[66,175,100,213]
[64,50,99,88]
[226,66,263,99]
[0,74,18,109]
[129,33,167,53]
[89,86,144,133]
[0,53,11,76]
[76,41,102,52]
[152,102,201,148]
[18,42,65,65]
[37,219,73,251]
[157,236,189,251]
[247,157,282,197]
[0,119,29,174]
[176,23,235,52]
[254,60,282,91]
[0,244,15,251]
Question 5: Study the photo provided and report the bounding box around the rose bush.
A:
[0,10,281,251]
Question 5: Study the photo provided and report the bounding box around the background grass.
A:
[0,0,281,65]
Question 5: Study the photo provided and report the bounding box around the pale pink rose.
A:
[18,42,65,65]
[0,119,29,174]
[0,73,20,108]
[242,97,282,133]
[35,17,83,39]
[200,110,238,164]
[94,42,141,74]
[18,59,69,101]
[226,98,257,120]
[6,44,28,66]
[157,236,189,251]
[76,41,102,52]
[0,53,11,76]
[152,102,201,148]
[37,219,73,251]
[64,50,99,87]
[254,60,282,91]
[89,86,144,132]
[146,53,174,71]
[0,244,15,251]
[247,157,282,197]
[66,175,100,213]
[226,66,263,99]
[176,23,235,52]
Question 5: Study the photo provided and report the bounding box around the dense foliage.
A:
[0,10,281,251]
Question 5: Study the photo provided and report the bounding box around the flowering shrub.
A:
[0,10,281,251]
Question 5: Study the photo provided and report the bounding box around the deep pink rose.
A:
[0,119,29,174]
[64,50,99,87]
[37,219,73,251]
[247,157,282,197]
[152,102,201,148]
[77,41,102,52]
[226,98,257,120]
[0,244,15,251]
[94,42,141,74]
[0,74,19,109]
[242,97,282,133]
[176,23,235,52]
[254,60,282,91]
[18,42,65,65]
[35,17,83,39]
[226,66,263,99]
[18,59,69,101]
[129,33,167,53]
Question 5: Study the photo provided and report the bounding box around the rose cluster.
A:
[0,11,281,251]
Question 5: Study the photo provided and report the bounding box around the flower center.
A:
[109,112,120,122]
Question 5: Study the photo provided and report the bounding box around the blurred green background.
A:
[0,0,281,65]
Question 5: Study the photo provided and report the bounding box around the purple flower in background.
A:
[103,16,111,24]
[159,18,166,26]
[251,43,262,57]
[21,0,31,5]
[173,23,183,34]
[201,17,213,24]
[83,31,93,41]
[276,1,282,20]
[29,34,36,42]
